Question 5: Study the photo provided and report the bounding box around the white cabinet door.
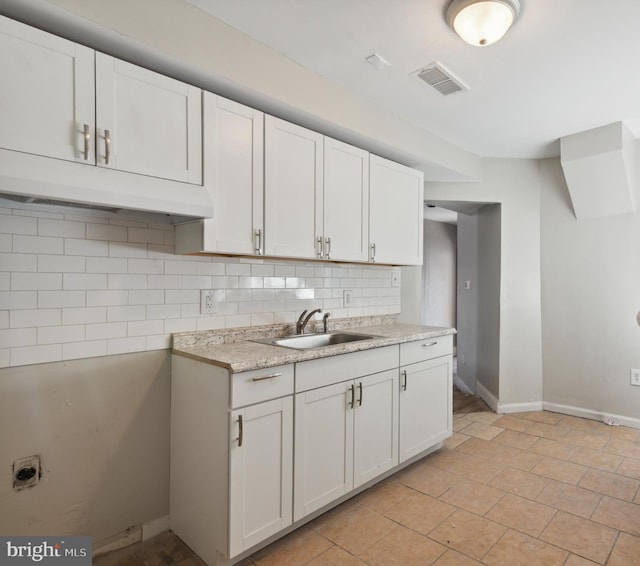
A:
[353,369,399,487]
[0,16,95,164]
[264,116,323,259]
[201,94,264,255]
[294,381,354,521]
[95,53,202,184]
[229,396,293,557]
[323,137,369,262]
[369,155,424,265]
[399,356,453,463]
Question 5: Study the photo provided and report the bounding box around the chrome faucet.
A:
[323,312,331,333]
[296,308,322,334]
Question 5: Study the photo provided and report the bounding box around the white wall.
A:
[422,219,457,328]
[425,158,543,410]
[476,205,502,399]
[456,214,479,393]
[0,204,399,368]
[540,158,640,421]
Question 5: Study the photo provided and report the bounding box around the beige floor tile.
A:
[464,411,502,425]
[558,415,604,432]
[456,437,542,471]
[606,425,640,443]
[569,446,622,473]
[315,503,397,556]
[530,456,588,484]
[360,525,447,566]
[442,432,470,449]
[399,461,463,497]
[591,496,640,535]
[578,468,640,501]
[531,437,579,460]
[604,438,640,460]
[252,527,333,566]
[520,411,564,425]
[492,415,533,433]
[482,529,568,565]
[488,467,549,500]
[354,479,413,513]
[458,421,505,441]
[535,480,602,518]
[563,554,600,566]
[453,416,473,432]
[564,429,610,450]
[439,478,505,515]
[540,511,617,564]
[607,532,640,566]
[429,509,507,560]
[306,546,366,566]
[526,422,572,441]
[432,549,483,565]
[384,492,455,535]
[494,429,538,450]
[617,456,640,480]
[485,494,556,537]
[429,449,505,483]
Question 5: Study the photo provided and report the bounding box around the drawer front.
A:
[231,364,294,408]
[296,345,398,392]
[400,335,453,366]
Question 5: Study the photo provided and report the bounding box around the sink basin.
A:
[256,332,378,350]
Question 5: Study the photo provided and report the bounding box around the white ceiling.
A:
[185,0,640,160]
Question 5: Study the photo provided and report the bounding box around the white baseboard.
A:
[544,402,640,430]
[476,381,499,413]
[94,515,170,556]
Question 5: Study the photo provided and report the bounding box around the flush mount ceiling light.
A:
[446,0,521,47]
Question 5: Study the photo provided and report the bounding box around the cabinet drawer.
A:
[296,346,398,392]
[231,364,294,408]
[400,335,453,366]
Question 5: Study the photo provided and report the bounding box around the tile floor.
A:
[95,389,640,565]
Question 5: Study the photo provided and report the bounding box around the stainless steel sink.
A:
[254,332,378,350]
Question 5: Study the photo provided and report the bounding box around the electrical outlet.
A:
[390,270,400,287]
[13,455,40,491]
[200,289,218,314]
[631,368,640,387]
[343,290,353,307]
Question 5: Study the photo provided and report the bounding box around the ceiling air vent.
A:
[413,62,468,96]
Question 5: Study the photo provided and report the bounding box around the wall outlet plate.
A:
[343,290,353,307]
[631,368,640,386]
[390,270,400,287]
[200,289,218,314]
[13,455,41,491]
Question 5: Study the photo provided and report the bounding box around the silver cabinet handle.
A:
[255,229,262,255]
[251,372,282,382]
[325,237,331,260]
[104,129,111,165]
[371,243,376,263]
[317,236,324,259]
[348,383,355,409]
[402,369,407,391]
[237,415,243,447]
[83,124,90,161]
[422,341,438,347]
[357,382,363,406]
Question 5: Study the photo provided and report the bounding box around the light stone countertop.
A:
[172,322,456,373]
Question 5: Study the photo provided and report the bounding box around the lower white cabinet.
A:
[399,336,453,463]
[171,357,294,565]
[229,397,293,556]
[171,335,452,565]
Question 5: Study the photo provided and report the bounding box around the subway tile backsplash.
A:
[0,205,400,367]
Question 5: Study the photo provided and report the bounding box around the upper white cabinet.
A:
[175,95,264,255]
[95,53,202,184]
[369,155,424,265]
[264,116,324,259]
[0,16,211,218]
[323,138,370,262]
[0,16,95,164]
